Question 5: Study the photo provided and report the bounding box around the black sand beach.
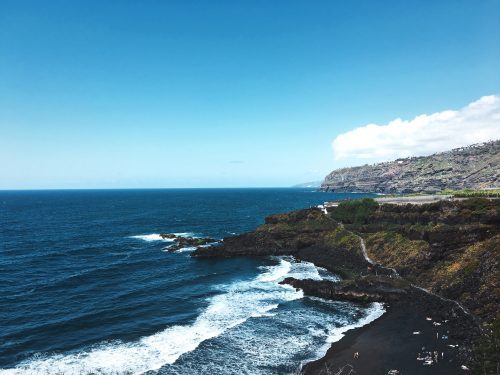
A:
[302,288,476,375]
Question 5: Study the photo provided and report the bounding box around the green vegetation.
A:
[330,198,379,224]
[259,209,338,233]
[440,188,500,198]
[323,226,360,252]
[364,231,429,271]
[382,189,500,198]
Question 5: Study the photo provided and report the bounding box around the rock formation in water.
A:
[321,140,500,193]
[160,233,219,252]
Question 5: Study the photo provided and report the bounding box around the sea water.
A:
[0,188,383,374]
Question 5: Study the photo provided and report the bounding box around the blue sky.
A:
[1,0,499,189]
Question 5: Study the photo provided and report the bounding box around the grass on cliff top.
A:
[258,208,338,233]
[330,198,379,225]
[440,188,500,198]
[381,189,500,198]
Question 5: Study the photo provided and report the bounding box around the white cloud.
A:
[332,95,500,164]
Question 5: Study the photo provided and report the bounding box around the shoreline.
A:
[299,300,386,373]
[291,231,479,375]
[299,285,474,375]
[192,199,496,373]
[293,222,478,374]
[300,298,467,375]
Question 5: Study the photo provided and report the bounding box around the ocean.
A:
[0,188,384,374]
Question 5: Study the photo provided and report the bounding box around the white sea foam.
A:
[256,259,292,282]
[1,258,383,375]
[1,258,311,375]
[169,241,221,253]
[129,233,194,242]
[162,241,221,253]
[173,246,197,253]
[325,302,385,343]
[316,265,341,282]
[129,233,172,242]
[305,301,386,367]
[285,260,322,281]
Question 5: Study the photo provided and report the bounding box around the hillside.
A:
[192,198,500,373]
[321,140,500,193]
[194,198,499,326]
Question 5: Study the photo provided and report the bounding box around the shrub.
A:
[331,198,379,225]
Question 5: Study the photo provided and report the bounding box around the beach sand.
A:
[302,291,474,375]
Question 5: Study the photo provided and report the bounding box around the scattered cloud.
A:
[332,95,500,164]
[229,160,245,164]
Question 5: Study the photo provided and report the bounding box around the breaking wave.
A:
[129,233,194,242]
[2,258,325,375]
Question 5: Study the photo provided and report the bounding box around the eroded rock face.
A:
[351,199,500,325]
[281,276,409,303]
[321,141,500,193]
[192,199,499,325]
[192,208,369,278]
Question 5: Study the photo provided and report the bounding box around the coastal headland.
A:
[321,140,499,194]
[192,197,499,374]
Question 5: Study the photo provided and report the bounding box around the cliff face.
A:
[339,198,500,325]
[321,140,500,193]
[193,198,499,324]
[193,208,369,278]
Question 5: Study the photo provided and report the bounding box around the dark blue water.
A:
[0,189,383,374]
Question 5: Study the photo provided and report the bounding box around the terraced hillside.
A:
[321,140,500,193]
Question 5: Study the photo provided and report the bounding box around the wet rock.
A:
[160,233,220,252]
[281,276,409,303]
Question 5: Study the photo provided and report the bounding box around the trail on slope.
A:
[336,217,475,324]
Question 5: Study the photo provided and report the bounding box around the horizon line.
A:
[0,186,322,192]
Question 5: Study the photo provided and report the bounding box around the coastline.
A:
[295,217,478,374]
[299,300,386,374]
[299,287,473,375]
[191,197,497,373]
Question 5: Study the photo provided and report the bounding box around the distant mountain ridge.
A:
[292,181,322,188]
[321,140,500,193]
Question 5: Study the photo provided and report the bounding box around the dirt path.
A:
[338,219,475,326]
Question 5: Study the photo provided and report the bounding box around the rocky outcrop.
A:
[160,233,219,252]
[193,208,369,278]
[281,276,410,303]
[282,276,477,339]
[321,140,500,193]
[193,198,499,324]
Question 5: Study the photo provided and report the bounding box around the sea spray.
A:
[2,258,320,374]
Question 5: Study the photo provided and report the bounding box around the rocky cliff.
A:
[192,198,499,372]
[334,198,499,325]
[321,140,500,193]
[193,198,499,325]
